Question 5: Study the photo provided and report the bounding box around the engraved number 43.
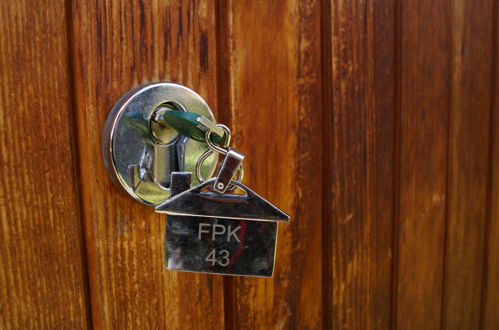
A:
[205,249,230,267]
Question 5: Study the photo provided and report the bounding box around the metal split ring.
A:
[195,124,244,189]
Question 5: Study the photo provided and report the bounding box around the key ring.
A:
[195,124,244,189]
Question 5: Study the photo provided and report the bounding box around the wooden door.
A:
[1,0,498,329]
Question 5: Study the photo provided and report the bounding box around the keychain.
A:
[156,111,289,277]
[102,82,289,277]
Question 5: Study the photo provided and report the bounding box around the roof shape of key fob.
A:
[155,178,290,222]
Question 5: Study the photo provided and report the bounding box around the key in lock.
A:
[103,82,290,277]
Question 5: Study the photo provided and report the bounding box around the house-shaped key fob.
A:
[156,172,289,277]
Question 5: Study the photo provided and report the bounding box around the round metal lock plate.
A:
[102,82,218,206]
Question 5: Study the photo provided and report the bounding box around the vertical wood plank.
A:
[483,1,499,328]
[443,0,495,328]
[396,0,451,329]
[0,0,90,328]
[220,0,323,328]
[70,1,224,328]
[323,0,397,328]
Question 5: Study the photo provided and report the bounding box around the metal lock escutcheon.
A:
[102,82,218,205]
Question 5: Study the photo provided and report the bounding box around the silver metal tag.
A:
[157,173,289,277]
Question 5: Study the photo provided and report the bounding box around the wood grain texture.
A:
[483,1,499,328]
[396,0,451,329]
[70,1,224,328]
[219,0,323,328]
[443,0,495,328]
[2,0,498,328]
[0,0,90,328]
[323,0,396,328]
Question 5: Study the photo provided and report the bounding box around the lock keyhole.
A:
[149,102,184,145]
[149,101,188,190]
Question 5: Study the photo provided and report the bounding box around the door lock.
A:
[102,82,218,205]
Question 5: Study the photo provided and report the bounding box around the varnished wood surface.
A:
[220,1,323,328]
[0,0,498,329]
[444,0,495,328]
[323,0,396,328]
[396,0,451,328]
[70,0,224,328]
[0,0,89,328]
[483,1,499,327]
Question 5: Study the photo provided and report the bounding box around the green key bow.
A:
[123,109,224,144]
